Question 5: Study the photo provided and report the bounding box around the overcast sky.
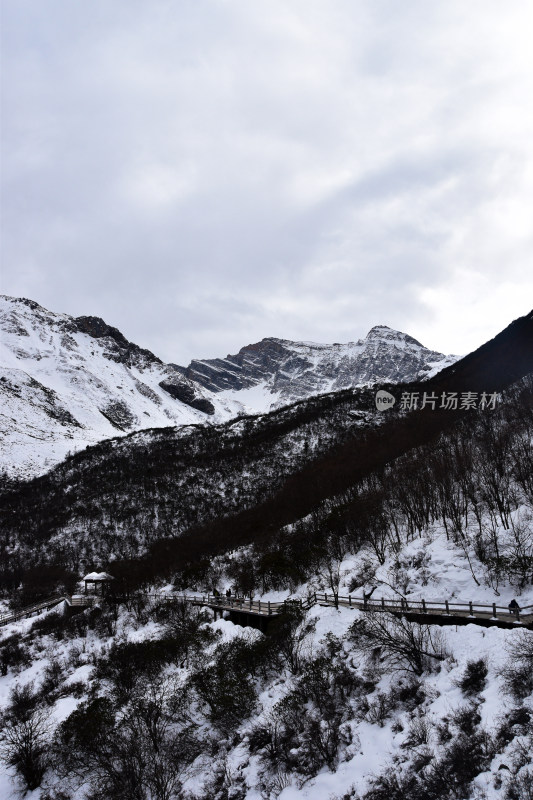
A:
[1,0,532,364]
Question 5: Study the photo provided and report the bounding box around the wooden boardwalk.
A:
[151,592,533,630]
[1,591,532,631]
[0,594,92,627]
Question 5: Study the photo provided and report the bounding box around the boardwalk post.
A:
[349,595,352,607]
[469,601,474,616]
[422,599,426,614]
[268,601,271,615]
[381,597,385,610]
[492,603,497,619]
[258,600,261,614]
[325,593,328,603]
[250,597,252,610]
[445,600,450,615]
[516,608,521,623]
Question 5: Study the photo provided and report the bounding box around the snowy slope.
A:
[0,296,459,478]
[0,296,243,478]
[0,323,531,798]
[176,326,458,411]
[0,522,531,800]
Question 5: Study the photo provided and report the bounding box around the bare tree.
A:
[54,677,201,800]
[499,629,533,700]
[0,685,52,792]
[312,531,347,609]
[351,611,448,676]
[269,607,316,675]
[507,510,533,590]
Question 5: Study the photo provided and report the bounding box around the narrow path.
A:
[0,594,92,627]
[1,591,532,630]
[0,595,66,627]
[151,591,533,630]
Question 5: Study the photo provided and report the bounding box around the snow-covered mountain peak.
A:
[0,295,242,478]
[0,295,459,477]
[364,324,422,347]
[176,327,458,410]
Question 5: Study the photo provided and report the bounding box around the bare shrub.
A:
[0,633,31,675]
[55,678,202,800]
[500,630,533,700]
[268,606,316,675]
[455,658,488,696]
[365,690,399,727]
[403,714,431,747]
[0,683,52,791]
[351,611,448,676]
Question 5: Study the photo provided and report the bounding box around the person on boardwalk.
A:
[508,598,520,619]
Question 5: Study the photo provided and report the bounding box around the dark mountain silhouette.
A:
[144,308,533,579]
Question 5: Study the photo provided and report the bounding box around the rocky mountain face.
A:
[174,326,457,410]
[0,296,458,479]
[0,296,240,478]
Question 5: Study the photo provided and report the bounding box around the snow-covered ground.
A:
[1,522,530,799]
[337,525,533,609]
[0,608,526,800]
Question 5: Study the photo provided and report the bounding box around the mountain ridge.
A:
[0,295,241,478]
[0,294,457,477]
[173,325,457,408]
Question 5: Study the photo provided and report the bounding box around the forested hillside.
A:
[0,386,381,594]
[1,372,533,799]
[1,310,532,603]
[1,313,533,800]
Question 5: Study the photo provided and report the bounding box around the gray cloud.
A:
[2,0,532,363]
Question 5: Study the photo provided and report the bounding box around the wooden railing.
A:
[332,594,533,624]
[143,593,294,616]
[0,594,93,628]
[67,595,94,607]
[0,595,65,627]
[144,592,533,625]
[2,590,531,630]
